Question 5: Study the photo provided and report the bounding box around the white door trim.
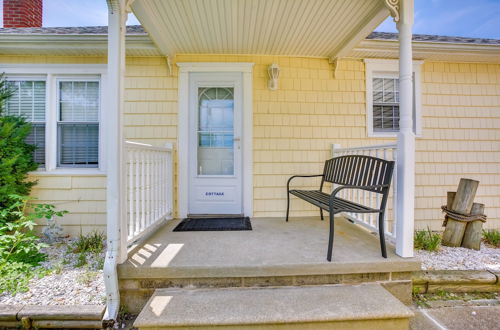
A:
[177,62,254,218]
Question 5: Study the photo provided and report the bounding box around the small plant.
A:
[72,230,105,254]
[414,227,441,252]
[76,268,99,286]
[0,195,67,294]
[482,229,500,247]
[52,260,64,275]
[69,230,106,268]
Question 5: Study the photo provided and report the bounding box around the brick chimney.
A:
[3,0,43,28]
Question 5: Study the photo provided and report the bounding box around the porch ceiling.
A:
[131,0,390,59]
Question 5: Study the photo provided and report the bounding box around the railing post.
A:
[165,143,174,219]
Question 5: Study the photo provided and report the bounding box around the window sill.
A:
[368,131,423,138]
[29,168,106,176]
[368,131,399,138]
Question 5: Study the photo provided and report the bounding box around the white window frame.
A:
[56,76,101,168]
[1,64,107,175]
[364,59,423,138]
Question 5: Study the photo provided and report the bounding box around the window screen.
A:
[57,81,99,167]
[5,80,46,165]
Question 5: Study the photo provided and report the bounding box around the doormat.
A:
[173,217,252,232]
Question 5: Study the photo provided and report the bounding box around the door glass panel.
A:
[198,87,234,175]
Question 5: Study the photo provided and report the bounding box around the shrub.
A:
[482,229,500,247]
[0,74,38,212]
[414,227,441,252]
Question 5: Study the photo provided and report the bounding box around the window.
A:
[365,59,422,137]
[5,79,46,165]
[57,80,100,167]
[372,77,400,132]
[2,65,105,173]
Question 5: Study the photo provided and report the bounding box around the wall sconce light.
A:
[267,63,280,90]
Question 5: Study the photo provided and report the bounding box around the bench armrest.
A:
[329,184,389,202]
[287,174,324,191]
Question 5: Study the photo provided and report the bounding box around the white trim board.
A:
[177,62,254,218]
[364,59,423,138]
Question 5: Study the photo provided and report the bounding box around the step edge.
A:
[134,284,414,327]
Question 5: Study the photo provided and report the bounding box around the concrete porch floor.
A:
[119,216,420,278]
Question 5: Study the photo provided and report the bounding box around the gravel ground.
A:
[416,243,500,271]
[0,237,105,305]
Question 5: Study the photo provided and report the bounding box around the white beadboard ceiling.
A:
[131,0,389,58]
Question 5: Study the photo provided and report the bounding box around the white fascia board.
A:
[0,64,107,74]
[0,34,159,55]
[355,39,500,61]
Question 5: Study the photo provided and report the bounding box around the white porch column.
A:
[393,0,415,257]
[103,0,127,321]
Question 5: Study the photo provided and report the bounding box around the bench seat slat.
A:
[289,189,380,213]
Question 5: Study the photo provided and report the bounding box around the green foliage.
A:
[414,227,441,252]
[482,229,500,247]
[0,195,67,295]
[69,230,106,268]
[0,74,39,212]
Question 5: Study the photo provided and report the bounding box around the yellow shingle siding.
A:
[418,61,500,230]
[2,54,499,232]
[0,55,174,234]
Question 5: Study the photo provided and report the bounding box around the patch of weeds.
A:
[413,290,498,308]
[116,305,136,329]
[75,252,88,268]
[76,268,99,286]
[52,260,65,275]
[482,229,500,247]
[414,227,441,252]
[69,230,106,269]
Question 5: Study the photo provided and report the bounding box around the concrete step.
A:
[134,283,414,329]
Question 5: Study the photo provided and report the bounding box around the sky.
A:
[0,0,499,39]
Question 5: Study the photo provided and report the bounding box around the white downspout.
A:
[392,0,416,257]
[103,0,128,321]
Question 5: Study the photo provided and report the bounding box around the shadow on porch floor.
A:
[119,217,420,278]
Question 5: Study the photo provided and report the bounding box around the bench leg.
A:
[320,209,324,221]
[378,211,387,258]
[286,191,290,222]
[327,212,334,262]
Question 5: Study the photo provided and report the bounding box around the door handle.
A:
[233,137,241,141]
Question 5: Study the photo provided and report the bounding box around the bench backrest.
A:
[322,155,395,194]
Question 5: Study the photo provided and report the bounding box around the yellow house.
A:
[1,0,499,325]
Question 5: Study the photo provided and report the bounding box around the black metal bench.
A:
[286,155,395,261]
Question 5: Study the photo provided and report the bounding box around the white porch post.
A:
[393,0,415,257]
[103,0,127,321]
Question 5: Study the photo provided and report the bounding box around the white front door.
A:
[188,72,243,215]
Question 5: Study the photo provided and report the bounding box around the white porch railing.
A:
[332,143,398,241]
[125,141,174,244]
